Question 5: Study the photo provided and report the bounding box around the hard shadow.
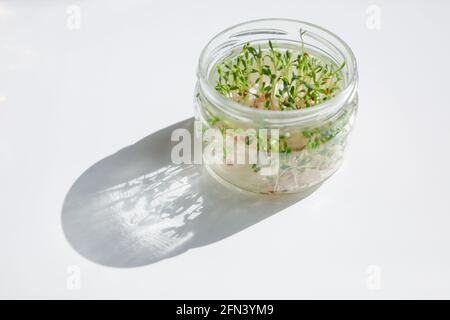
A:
[61,118,319,268]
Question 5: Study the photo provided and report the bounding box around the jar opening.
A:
[197,18,358,126]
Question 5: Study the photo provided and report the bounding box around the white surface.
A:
[1,0,450,299]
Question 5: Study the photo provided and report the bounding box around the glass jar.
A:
[194,18,358,194]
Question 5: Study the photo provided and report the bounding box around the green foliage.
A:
[214,30,345,110]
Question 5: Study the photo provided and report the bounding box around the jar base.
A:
[204,163,326,197]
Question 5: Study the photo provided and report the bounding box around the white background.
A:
[1,0,450,299]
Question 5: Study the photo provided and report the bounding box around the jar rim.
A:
[197,18,358,125]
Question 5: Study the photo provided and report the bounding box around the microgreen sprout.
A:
[214,30,345,110]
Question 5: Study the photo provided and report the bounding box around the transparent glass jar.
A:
[194,18,358,194]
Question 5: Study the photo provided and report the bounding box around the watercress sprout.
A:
[214,30,345,110]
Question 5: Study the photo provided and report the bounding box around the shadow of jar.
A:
[61,118,318,268]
